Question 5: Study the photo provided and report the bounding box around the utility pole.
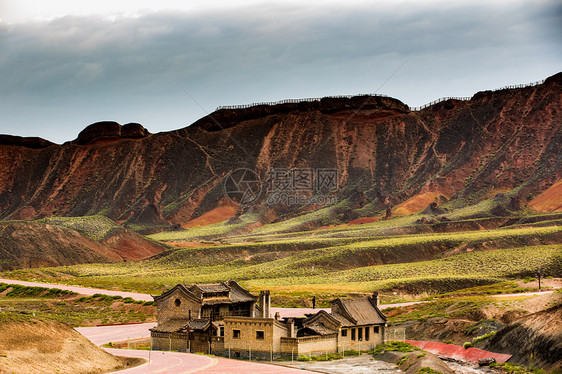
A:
[536,269,543,292]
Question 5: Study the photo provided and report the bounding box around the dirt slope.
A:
[0,314,137,374]
[0,73,560,229]
[0,221,166,270]
[486,304,562,371]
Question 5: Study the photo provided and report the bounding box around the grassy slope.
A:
[1,197,560,304]
[39,215,122,241]
[0,283,155,326]
[4,224,560,302]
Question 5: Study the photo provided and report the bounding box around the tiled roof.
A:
[191,283,230,293]
[150,319,190,333]
[183,319,212,331]
[336,298,386,326]
[150,318,212,333]
[226,281,258,303]
[154,281,257,305]
[331,312,355,326]
[305,322,337,336]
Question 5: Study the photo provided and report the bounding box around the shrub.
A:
[384,341,420,352]
[472,331,496,344]
[397,355,409,366]
[463,342,473,349]
[296,354,310,361]
[418,368,442,374]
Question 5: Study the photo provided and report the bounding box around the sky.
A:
[0,0,561,143]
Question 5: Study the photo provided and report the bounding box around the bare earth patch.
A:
[0,315,142,374]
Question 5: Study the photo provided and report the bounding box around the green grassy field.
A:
[0,283,155,326]
[2,205,560,306]
[39,215,123,241]
[4,230,560,305]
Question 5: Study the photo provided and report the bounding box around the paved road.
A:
[1,277,555,373]
[105,348,314,374]
[77,319,314,373]
[0,277,427,314]
[76,322,156,346]
[0,278,153,301]
[492,291,554,298]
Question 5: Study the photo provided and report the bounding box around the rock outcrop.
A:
[73,121,150,145]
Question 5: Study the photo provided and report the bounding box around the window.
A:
[341,329,348,337]
[174,298,181,307]
[351,328,356,341]
[358,327,363,341]
[365,327,370,341]
[256,331,265,340]
[220,326,224,337]
[233,329,241,339]
[374,326,380,334]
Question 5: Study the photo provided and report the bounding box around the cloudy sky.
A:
[1,0,560,143]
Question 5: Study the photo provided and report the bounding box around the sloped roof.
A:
[153,281,257,305]
[182,319,214,332]
[190,283,230,294]
[152,284,200,303]
[150,318,215,333]
[305,322,338,336]
[331,312,356,326]
[225,280,258,303]
[150,319,190,333]
[331,297,386,326]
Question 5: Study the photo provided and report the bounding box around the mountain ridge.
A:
[0,72,560,231]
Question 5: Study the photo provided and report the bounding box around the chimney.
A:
[372,291,379,306]
[259,290,271,318]
[287,318,295,338]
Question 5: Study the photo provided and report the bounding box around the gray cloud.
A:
[0,1,560,143]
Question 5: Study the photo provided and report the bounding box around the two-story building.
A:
[150,281,386,359]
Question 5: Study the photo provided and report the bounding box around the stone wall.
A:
[156,288,200,324]
[151,332,189,352]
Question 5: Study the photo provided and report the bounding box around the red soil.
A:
[528,179,562,212]
[182,205,237,229]
[348,216,382,225]
[393,191,447,216]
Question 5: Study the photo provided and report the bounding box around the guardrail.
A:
[215,93,388,111]
[215,79,545,113]
[409,97,472,111]
[409,79,545,111]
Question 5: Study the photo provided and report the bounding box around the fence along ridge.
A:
[409,78,545,111]
[215,79,545,112]
[215,93,388,111]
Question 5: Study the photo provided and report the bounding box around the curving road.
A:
[0,277,555,373]
[0,278,154,301]
[0,278,425,311]
[78,321,316,373]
